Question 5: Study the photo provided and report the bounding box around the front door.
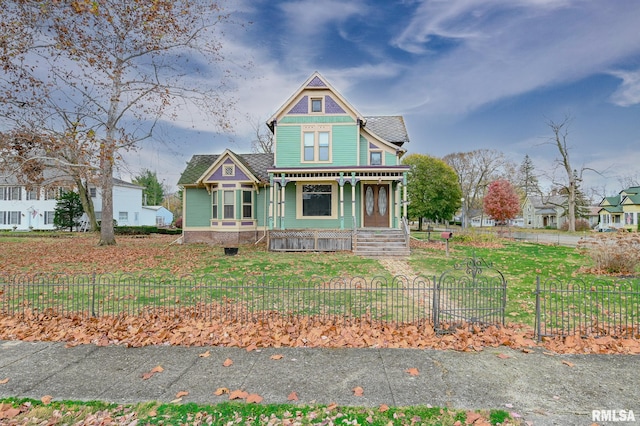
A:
[363,184,390,227]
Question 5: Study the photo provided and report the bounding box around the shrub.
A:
[560,219,591,232]
[577,233,640,275]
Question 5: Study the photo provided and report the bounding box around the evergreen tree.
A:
[516,154,541,197]
[54,191,84,231]
[133,169,164,206]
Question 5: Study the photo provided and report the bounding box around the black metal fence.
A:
[0,256,507,331]
[534,277,640,340]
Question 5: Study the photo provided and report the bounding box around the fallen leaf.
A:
[379,404,390,412]
[497,353,511,359]
[151,365,164,373]
[353,386,364,396]
[562,360,575,367]
[287,391,299,401]
[175,391,189,398]
[465,411,482,424]
[2,407,20,419]
[141,371,155,380]
[41,395,52,405]
[246,393,263,403]
[229,389,249,400]
[246,343,257,352]
[0,378,9,384]
[199,350,210,358]
[327,402,338,410]
[405,368,420,376]
[223,358,233,367]
[270,354,284,360]
[170,397,183,404]
[522,348,534,354]
[214,387,229,396]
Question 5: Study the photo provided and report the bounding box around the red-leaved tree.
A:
[483,179,520,226]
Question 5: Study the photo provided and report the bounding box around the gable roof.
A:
[267,72,364,128]
[363,116,409,147]
[178,152,273,186]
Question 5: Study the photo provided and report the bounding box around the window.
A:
[118,211,128,222]
[26,187,39,201]
[89,187,97,198]
[370,151,382,166]
[311,98,322,113]
[302,129,331,162]
[0,186,21,200]
[45,187,62,200]
[223,190,234,219]
[212,190,218,218]
[242,191,252,219]
[1,211,21,225]
[302,185,332,217]
[223,164,235,177]
[44,211,55,225]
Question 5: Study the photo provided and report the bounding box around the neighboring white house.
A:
[141,205,174,227]
[0,175,161,231]
[522,195,567,229]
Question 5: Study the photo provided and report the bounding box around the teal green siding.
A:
[385,151,397,166]
[330,125,358,166]
[184,187,211,227]
[359,135,368,165]
[275,125,301,167]
[255,189,268,226]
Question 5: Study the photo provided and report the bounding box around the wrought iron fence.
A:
[534,277,640,340]
[0,256,508,331]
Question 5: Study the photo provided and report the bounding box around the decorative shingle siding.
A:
[288,96,308,114]
[325,96,346,114]
[307,76,327,87]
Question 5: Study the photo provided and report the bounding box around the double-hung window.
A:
[0,186,21,200]
[223,190,234,219]
[302,126,331,163]
[26,187,39,200]
[242,191,252,219]
[44,211,55,225]
[1,211,21,225]
[212,190,218,218]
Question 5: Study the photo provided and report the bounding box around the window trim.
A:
[222,164,235,177]
[118,211,128,222]
[295,182,338,220]
[223,190,235,219]
[300,125,332,164]
[242,190,252,219]
[212,190,218,219]
[310,97,323,113]
[369,150,383,166]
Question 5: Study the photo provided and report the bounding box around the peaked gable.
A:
[178,151,273,186]
[267,71,363,129]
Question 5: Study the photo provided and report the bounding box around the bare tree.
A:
[443,149,513,225]
[546,117,587,232]
[249,116,274,154]
[1,1,242,245]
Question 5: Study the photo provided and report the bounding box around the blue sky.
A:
[127,0,640,196]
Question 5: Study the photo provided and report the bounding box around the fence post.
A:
[534,276,541,342]
[91,272,96,318]
[432,275,439,328]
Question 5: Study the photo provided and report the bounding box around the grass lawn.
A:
[1,231,637,328]
[0,398,518,425]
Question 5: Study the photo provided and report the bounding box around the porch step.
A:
[353,229,410,257]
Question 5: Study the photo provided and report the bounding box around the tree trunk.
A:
[75,177,98,232]
[98,142,116,245]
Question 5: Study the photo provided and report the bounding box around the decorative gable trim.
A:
[307,76,327,87]
[196,149,260,186]
[268,71,363,130]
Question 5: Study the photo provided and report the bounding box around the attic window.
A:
[311,98,322,113]
[223,165,235,177]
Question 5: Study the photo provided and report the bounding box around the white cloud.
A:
[609,69,640,107]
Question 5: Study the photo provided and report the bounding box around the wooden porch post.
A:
[351,173,357,229]
[339,173,344,230]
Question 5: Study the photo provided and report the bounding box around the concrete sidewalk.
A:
[1,340,638,425]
